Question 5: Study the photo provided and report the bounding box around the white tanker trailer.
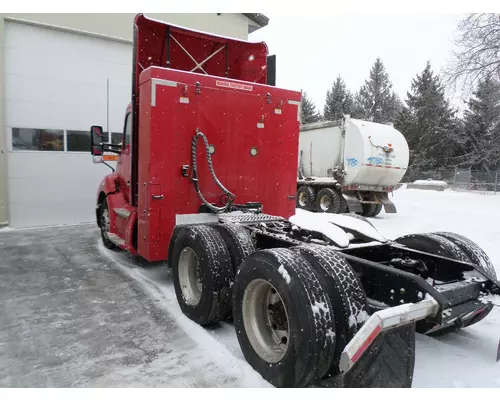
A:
[297,115,409,217]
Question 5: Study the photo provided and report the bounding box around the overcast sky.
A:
[249,13,466,111]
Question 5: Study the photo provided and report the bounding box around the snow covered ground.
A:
[98,187,500,388]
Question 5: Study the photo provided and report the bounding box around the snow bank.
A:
[413,179,448,187]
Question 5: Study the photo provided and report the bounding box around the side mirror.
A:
[90,125,104,155]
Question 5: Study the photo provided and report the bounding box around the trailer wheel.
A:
[291,244,369,376]
[99,199,118,250]
[371,203,383,217]
[214,223,256,273]
[395,232,495,334]
[171,225,233,326]
[339,195,349,213]
[296,186,316,211]
[232,248,335,388]
[315,188,341,213]
[360,203,377,217]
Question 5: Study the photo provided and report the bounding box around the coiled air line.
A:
[191,129,236,213]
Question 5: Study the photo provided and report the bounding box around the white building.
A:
[0,13,268,228]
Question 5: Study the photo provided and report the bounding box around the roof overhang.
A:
[242,13,269,33]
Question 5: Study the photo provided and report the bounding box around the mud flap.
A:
[342,193,363,213]
[376,192,397,214]
[315,324,416,388]
[342,324,415,387]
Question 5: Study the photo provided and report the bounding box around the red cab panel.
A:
[137,67,301,261]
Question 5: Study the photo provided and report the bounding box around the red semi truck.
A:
[90,14,499,388]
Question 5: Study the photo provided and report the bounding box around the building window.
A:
[111,132,122,146]
[12,128,64,151]
[67,130,91,152]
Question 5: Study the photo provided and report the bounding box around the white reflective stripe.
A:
[175,214,219,226]
[151,78,178,106]
[339,298,439,373]
[287,100,301,122]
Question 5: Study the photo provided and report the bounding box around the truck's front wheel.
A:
[99,199,118,250]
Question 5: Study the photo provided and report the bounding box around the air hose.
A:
[191,130,236,213]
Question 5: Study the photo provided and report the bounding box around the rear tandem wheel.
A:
[395,232,496,335]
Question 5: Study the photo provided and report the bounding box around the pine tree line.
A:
[300,57,500,175]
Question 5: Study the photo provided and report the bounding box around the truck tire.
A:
[315,188,341,214]
[171,225,233,326]
[232,248,336,388]
[214,223,256,273]
[360,203,377,217]
[371,203,383,217]
[394,232,494,335]
[296,186,315,211]
[433,232,497,280]
[339,195,349,213]
[291,244,370,376]
[99,199,118,250]
[167,226,183,268]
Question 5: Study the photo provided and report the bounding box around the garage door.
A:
[4,22,132,228]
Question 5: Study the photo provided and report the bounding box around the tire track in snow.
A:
[97,241,272,388]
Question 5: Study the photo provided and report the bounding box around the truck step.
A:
[108,233,125,247]
[114,208,132,219]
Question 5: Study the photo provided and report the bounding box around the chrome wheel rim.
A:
[320,195,331,211]
[242,279,289,363]
[299,192,307,207]
[178,247,202,306]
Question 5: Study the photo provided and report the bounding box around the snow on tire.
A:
[214,223,256,273]
[433,231,497,280]
[171,225,233,326]
[291,244,370,376]
[232,248,335,388]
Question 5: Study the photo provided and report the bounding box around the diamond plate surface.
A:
[218,212,285,225]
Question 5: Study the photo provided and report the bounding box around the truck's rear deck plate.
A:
[219,212,286,225]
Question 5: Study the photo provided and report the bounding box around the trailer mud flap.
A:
[342,193,363,213]
[376,192,397,214]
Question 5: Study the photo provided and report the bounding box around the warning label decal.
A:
[216,80,253,91]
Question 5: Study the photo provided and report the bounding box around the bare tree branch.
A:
[444,13,500,98]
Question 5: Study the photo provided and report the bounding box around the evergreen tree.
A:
[323,76,353,121]
[354,58,400,123]
[455,77,500,171]
[394,62,458,172]
[300,92,322,125]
